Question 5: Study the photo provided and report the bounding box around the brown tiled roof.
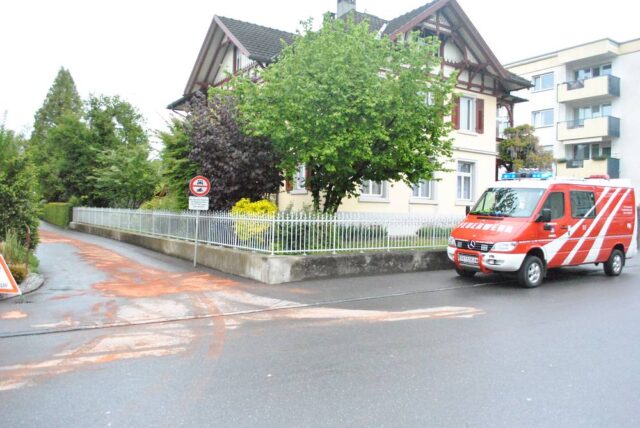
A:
[384,1,437,35]
[217,16,295,63]
[346,11,388,31]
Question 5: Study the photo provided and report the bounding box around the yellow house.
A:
[169,0,529,215]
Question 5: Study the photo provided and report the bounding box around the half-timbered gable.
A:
[170,0,530,214]
[168,16,293,110]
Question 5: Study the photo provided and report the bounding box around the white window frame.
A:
[459,96,475,132]
[456,161,474,202]
[291,164,307,194]
[412,180,433,199]
[360,180,388,202]
[410,180,437,204]
[532,109,554,128]
[532,72,554,92]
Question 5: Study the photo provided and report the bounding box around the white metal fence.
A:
[73,207,463,255]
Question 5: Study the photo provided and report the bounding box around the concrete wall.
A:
[70,223,451,284]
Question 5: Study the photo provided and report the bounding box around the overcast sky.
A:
[1,0,638,139]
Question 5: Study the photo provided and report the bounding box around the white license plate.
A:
[458,254,479,265]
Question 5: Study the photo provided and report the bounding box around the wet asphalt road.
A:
[1,223,640,427]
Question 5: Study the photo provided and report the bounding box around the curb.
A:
[0,273,45,301]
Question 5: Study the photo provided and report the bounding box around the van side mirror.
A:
[536,208,552,223]
[465,205,471,215]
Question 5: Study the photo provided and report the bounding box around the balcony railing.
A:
[557,116,620,141]
[557,74,620,103]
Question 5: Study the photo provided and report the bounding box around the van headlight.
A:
[448,236,456,247]
[492,241,517,252]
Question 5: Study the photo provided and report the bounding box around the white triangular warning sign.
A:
[0,255,21,295]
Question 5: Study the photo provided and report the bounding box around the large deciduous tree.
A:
[86,95,157,207]
[158,118,198,210]
[185,92,282,210]
[498,124,553,172]
[237,16,455,213]
[0,121,40,248]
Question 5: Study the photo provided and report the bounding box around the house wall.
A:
[214,47,235,84]
[614,49,640,195]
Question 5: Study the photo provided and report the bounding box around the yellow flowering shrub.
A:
[231,199,277,241]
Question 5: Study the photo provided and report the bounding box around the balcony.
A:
[556,157,620,179]
[557,74,620,103]
[557,116,620,142]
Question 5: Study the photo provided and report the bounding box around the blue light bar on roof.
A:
[500,170,553,181]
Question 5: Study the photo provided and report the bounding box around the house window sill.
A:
[359,197,389,203]
[456,130,479,137]
[410,198,438,205]
[289,189,308,195]
[455,200,474,206]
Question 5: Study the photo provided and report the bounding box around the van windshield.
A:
[470,187,545,218]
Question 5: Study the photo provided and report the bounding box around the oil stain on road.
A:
[0,229,485,391]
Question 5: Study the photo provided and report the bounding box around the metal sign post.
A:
[188,176,211,268]
[194,209,200,267]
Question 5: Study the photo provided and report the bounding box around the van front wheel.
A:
[603,249,624,276]
[455,267,476,278]
[518,255,544,288]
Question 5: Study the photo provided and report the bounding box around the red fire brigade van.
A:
[448,174,638,288]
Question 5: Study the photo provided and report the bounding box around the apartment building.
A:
[170,0,530,214]
[506,38,640,198]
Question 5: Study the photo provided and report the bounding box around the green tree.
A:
[157,118,198,210]
[0,121,40,248]
[85,95,147,151]
[47,114,92,201]
[498,124,553,172]
[29,68,83,201]
[92,144,158,208]
[83,95,154,206]
[237,16,455,213]
[31,67,83,144]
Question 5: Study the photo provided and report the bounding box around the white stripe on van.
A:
[563,188,620,265]
[584,189,632,263]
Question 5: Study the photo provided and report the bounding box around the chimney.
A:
[337,0,356,18]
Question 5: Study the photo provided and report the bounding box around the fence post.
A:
[270,215,276,255]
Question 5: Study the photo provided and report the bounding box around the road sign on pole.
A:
[0,255,21,296]
[188,176,211,267]
[189,176,211,197]
[188,196,209,211]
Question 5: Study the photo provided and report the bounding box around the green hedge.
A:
[42,202,73,228]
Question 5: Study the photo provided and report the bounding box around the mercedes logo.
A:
[468,240,476,249]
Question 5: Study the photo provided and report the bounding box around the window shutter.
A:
[285,180,293,192]
[304,166,311,190]
[452,97,460,130]
[475,98,484,134]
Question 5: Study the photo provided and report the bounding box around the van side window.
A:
[542,192,565,220]
[570,191,596,218]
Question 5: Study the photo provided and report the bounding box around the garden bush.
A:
[231,198,277,241]
[42,202,73,228]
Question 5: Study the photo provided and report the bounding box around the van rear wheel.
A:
[455,267,476,278]
[603,249,624,276]
[518,255,544,288]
